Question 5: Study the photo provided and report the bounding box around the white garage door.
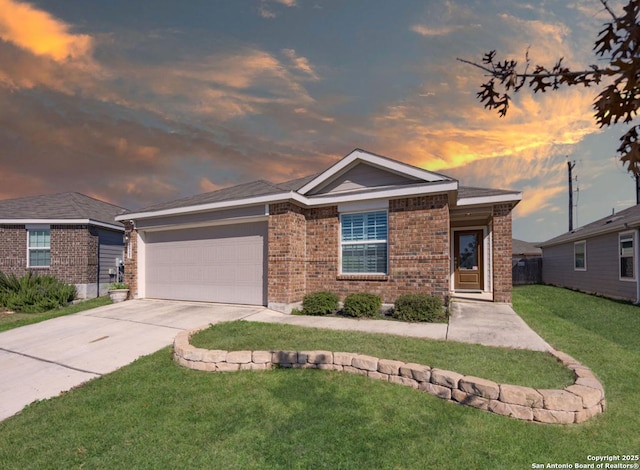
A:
[144,222,267,305]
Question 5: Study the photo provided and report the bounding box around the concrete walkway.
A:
[0,298,550,422]
[246,299,552,352]
[447,300,552,352]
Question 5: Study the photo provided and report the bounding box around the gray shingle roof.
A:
[135,180,287,213]
[275,173,320,191]
[539,204,640,247]
[121,153,521,217]
[0,192,127,227]
[512,239,542,256]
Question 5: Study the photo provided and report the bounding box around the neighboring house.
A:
[512,239,542,285]
[116,149,521,311]
[513,239,542,259]
[539,204,640,302]
[0,192,128,298]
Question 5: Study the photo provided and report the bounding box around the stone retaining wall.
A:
[173,328,605,425]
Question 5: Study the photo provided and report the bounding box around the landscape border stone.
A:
[173,327,605,424]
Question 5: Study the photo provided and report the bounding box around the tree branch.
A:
[599,0,618,21]
[456,57,610,80]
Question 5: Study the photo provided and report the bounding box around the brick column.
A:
[268,203,307,305]
[492,204,513,303]
[123,222,138,297]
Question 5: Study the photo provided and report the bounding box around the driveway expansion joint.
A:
[0,347,102,377]
[82,313,188,330]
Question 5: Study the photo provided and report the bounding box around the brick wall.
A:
[492,204,513,303]
[306,206,340,294]
[49,224,97,284]
[0,224,97,285]
[276,195,451,304]
[268,203,307,304]
[388,195,450,301]
[0,225,27,275]
[123,222,138,297]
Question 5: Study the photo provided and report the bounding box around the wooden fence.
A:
[512,257,542,285]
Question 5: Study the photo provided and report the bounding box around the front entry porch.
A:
[449,223,493,301]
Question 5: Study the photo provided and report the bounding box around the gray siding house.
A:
[0,192,128,298]
[539,204,640,302]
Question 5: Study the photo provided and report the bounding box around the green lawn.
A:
[0,296,112,332]
[191,321,572,388]
[0,285,638,469]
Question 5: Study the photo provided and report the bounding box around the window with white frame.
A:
[619,232,635,280]
[27,228,51,267]
[574,240,586,271]
[340,211,388,274]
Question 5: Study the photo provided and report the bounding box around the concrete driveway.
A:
[0,300,265,422]
[0,297,551,422]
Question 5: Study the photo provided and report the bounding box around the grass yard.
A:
[0,296,112,333]
[0,285,638,469]
[191,321,572,388]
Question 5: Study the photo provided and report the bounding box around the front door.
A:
[454,230,483,291]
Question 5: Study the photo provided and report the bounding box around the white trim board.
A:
[0,219,124,231]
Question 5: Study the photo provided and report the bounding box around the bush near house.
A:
[342,293,382,318]
[392,293,446,322]
[0,271,76,314]
[301,291,339,316]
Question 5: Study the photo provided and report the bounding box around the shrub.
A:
[302,291,339,316]
[0,271,76,313]
[392,293,446,322]
[342,293,382,318]
[109,282,128,290]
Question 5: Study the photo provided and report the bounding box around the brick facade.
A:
[491,204,514,303]
[0,225,27,274]
[0,224,97,283]
[127,197,515,307]
[268,195,452,305]
[267,203,307,304]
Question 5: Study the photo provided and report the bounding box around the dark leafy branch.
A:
[459,0,640,173]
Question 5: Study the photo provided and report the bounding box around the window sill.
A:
[337,274,389,281]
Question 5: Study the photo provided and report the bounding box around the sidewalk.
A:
[243,299,552,352]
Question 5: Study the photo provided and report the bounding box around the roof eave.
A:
[305,181,459,205]
[539,218,640,247]
[116,191,297,221]
[0,218,124,231]
[456,192,523,207]
[117,181,461,222]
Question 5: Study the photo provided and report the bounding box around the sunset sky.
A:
[0,0,635,242]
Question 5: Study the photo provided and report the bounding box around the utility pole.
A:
[636,174,640,205]
[568,160,576,231]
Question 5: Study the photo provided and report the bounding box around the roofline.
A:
[0,219,124,231]
[298,149,456,195]
[117,181,461,222]
[456,192,522,207]
[539,217,640,247]
[117,192,296,221]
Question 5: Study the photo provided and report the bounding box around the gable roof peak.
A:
[298,148,457,196]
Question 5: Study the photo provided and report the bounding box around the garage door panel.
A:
[145,222,266,305]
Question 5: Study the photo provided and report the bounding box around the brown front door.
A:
[454,230,483,291]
